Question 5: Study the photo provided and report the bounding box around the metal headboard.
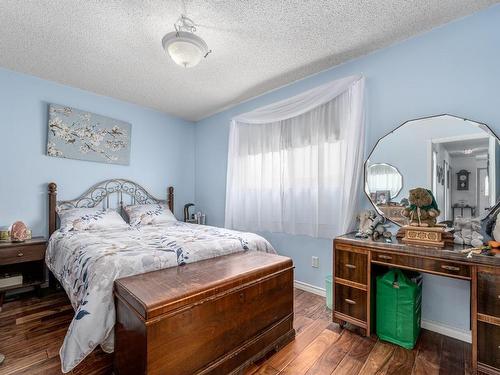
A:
[48,179,174,236]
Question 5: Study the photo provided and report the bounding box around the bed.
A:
[45,179,277,373]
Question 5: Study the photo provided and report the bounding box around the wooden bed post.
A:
[48,182,57,237]
[167,186,174,213]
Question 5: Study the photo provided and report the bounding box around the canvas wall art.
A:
[47,104,131,165]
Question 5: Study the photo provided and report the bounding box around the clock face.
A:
[457,171,469,190]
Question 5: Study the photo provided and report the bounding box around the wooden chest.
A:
[114,251,295,375]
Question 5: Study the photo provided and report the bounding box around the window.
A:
[225,76,365,238]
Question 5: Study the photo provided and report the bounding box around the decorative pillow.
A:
[58,207,128,232]
[124,203,177,226]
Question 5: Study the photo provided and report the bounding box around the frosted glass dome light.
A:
[162,31,209,68]
[161,15,211,68]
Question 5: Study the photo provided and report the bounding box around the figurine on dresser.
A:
[398,187,450,247]
[356,210,392,241]
[401,188,440,227]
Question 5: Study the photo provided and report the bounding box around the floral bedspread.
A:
[46,222,276,373]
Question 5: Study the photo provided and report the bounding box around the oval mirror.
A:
[366,114,500,226]
[365,163,403,200]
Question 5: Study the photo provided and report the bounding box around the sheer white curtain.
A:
[225,75,365,238]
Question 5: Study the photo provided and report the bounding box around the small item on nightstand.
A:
[0,273,23,289]
[184,203,198,223]
[10,221,29,242]
[0,227,9,242]
[189,211,206,225]
[195,211,206,224]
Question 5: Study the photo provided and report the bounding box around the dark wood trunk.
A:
[114,251,295,375]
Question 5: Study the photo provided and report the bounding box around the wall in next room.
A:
[194,4,500,333]
[0,67,195,237]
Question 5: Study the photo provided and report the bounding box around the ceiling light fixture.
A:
[162,15,211,68]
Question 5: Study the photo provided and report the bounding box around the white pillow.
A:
[58,207,128,232]
[493,212,500,242]
[124,203,177,226]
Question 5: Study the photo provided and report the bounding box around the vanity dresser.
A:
[353,113,500,374]
[333,234,500,374]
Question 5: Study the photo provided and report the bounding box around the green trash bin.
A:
[325,275,332,310]
[376,269,422,349]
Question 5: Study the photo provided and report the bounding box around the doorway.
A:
[477,167,489,215]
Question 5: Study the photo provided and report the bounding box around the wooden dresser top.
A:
[114,251,293,320]
[336,233,500,268]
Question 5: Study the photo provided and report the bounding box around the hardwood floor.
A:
[0,289,470,374]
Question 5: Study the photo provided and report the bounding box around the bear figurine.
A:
[401,188,440,227]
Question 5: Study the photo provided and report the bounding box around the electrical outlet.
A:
[312,256,319,268]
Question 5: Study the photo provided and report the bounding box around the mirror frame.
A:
[364,113,500,226]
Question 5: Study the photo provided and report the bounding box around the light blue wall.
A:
[0,68,195,237]
[194,4,500,331]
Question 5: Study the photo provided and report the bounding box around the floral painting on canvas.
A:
[47,104,131,165]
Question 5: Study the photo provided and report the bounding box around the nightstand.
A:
[0,237,47,311]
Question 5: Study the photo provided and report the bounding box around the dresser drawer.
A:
[335,248,367,285]
[371,251,470,279]
[334,283,367,322]
[0,244,46,265]
[478,270,500,318]
[478,321,500,370]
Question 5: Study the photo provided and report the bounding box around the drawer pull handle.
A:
[345,264,356,269]
[441,265,460,272]
[345,298,356,305]
[17,252,24,257]
[378,255,392,260]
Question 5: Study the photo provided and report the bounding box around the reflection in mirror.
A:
[365,163,403,200]
[366,114,500,226]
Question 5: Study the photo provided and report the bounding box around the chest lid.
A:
[114,251,293,320]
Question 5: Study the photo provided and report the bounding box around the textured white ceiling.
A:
[0,1,497,121]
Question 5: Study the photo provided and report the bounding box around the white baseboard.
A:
[294,280,471,343]
[294,280,326,297]
[421,319,471,343]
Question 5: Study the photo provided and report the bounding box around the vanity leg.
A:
[471,266,477,374]
[0,292,4,312]
[333,316,346,328]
